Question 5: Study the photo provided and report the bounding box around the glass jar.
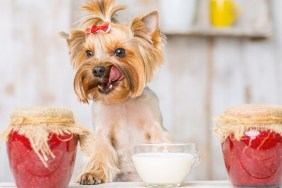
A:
[215,105,282,187]
[2,107,90,188]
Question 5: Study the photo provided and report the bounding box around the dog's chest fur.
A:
[91,87,170,180]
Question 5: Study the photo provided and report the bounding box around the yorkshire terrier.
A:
[60,0,172,184]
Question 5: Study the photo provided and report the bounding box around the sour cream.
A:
[132,152,194,187]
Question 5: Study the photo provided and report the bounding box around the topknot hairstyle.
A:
[79,0,126,27]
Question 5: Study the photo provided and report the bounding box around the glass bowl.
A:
[132,143,200,188]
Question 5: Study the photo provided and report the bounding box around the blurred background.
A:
[0,0,281,183]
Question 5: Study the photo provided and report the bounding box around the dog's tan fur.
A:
[61,0,172,184]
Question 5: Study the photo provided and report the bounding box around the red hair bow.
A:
[85,23,111,34]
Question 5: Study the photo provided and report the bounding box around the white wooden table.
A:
[0,181,232,188]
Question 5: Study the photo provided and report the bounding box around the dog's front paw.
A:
[77,171,106,185]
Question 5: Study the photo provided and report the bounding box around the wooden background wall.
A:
[1,0,281,183]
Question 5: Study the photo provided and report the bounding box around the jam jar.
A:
[2,107,90,188]
[215,105,282,187]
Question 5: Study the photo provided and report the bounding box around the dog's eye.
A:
[113,48,126,58]
[86,50,93,58]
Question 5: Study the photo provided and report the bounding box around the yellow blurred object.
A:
[210,0,239,28]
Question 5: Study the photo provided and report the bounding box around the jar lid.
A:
[214,104,282,142]
[10,107,75,126]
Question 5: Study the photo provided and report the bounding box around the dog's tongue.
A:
[109,66,123,82]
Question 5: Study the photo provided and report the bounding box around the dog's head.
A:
[61,0,165,104]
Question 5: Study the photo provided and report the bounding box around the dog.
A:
[60,0,172,184]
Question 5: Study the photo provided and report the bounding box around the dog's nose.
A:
[92,66,106,78]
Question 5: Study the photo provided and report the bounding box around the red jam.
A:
[222,130,282,187]
[7,131,78,188]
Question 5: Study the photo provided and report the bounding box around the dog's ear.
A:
[131,11,159,36]
[131,11,162,46]
[141,11,159,36]
[59,31,69,39]
[59,30,86,69]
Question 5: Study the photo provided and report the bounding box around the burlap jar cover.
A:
[214,104,282,142]
[1,107,94,167]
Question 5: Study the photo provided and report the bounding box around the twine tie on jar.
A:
[10,117,75,126]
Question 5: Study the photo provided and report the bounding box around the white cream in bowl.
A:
[132,143,199,188]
